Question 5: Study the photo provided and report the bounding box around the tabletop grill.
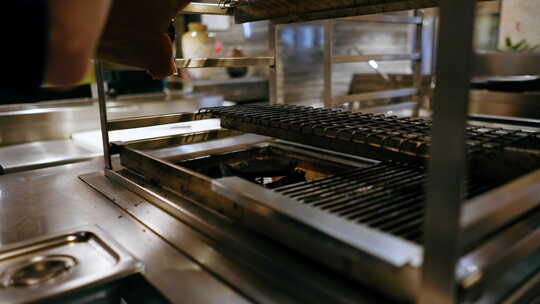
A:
[84,1,540,303]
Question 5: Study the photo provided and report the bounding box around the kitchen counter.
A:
[0,159,251,304]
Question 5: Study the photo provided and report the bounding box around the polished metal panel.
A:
[0,160,253,304]
[0,226,141,304]
[340,15,423,24]
[420,0,477,302]
[474,51,540,77]
[0,92,227,147]
[0,140,99,174]
[108,112,202,131]
[175,57,274,69]
[470,90,540,120]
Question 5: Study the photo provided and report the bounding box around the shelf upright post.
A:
[412,9,424,118]
[323,20,334,108]
[95,61,112,170]
[419,0,477,303]
[269,22,284,104]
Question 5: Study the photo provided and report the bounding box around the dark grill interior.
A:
[274,161,503,244]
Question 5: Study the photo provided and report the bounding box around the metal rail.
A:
[107,112,204,131]
[420,0,477,302]
[333,53,421,64]
[175,57,274,69]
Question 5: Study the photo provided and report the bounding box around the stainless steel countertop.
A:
[0,159,251,304]
[0,140,99,174]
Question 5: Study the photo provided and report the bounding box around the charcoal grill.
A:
[82,1,540,303]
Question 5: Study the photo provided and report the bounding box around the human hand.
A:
[45,0,112,86]
[96,0,191,78]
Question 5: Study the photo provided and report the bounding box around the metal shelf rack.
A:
[322,11,424,109]
[94,1,540,303]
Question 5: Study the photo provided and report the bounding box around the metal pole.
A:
[269,22,284,104]
[323,20,333,108]
[412,10,424,118]
[95,61,112,170]
[419,0,477,303]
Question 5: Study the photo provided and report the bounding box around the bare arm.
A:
[44,0,112,86]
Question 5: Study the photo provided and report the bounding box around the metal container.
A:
[0,226,142,304]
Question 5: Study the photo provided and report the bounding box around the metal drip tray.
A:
[0,226,142,304]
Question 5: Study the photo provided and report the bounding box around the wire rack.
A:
[273,161,501,244]
[199,104,540,160]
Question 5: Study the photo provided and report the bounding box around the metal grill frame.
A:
[89,2,540,304]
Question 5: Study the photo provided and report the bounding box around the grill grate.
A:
[274,161,501,244]
[199,105,539,161]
